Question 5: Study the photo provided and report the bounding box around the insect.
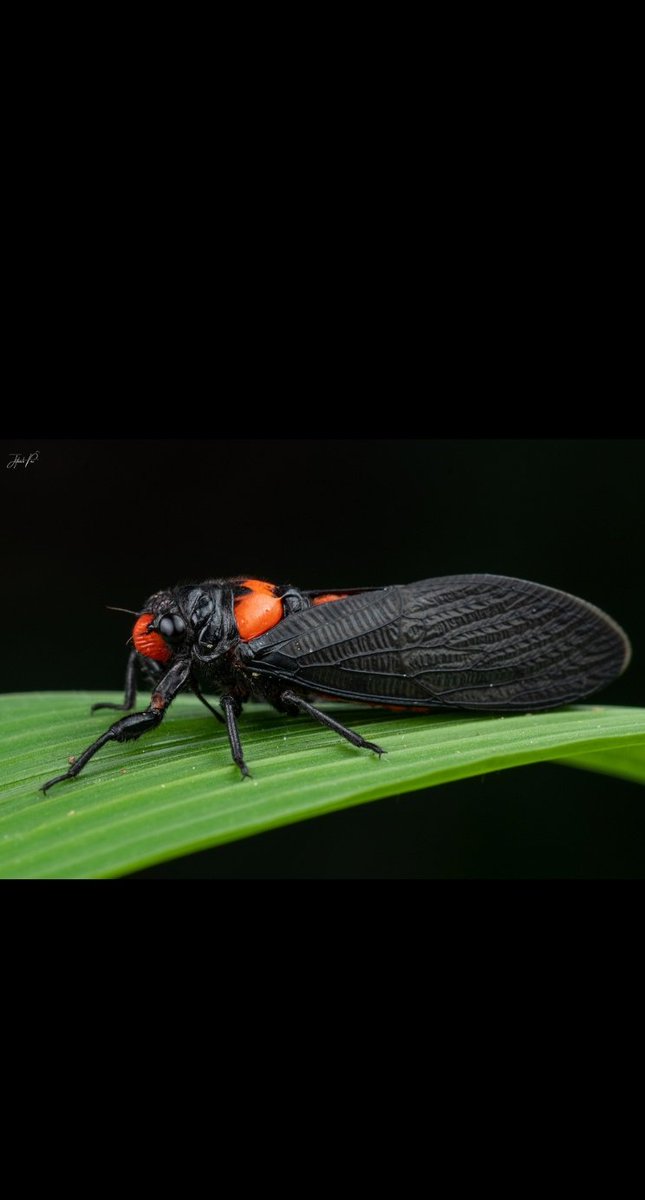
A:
[41,574,631,792]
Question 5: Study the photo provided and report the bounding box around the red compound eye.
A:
[132,612,172,662]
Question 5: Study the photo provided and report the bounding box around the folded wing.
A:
[242,574,631,710]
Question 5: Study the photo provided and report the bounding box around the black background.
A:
[3,438,644,877]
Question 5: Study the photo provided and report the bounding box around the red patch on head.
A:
[132,612,172,662]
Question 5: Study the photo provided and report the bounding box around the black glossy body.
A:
[41,574,631,792]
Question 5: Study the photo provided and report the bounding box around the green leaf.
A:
[558,745,645,786]
[1,692,644,878]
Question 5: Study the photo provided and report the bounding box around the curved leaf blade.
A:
[0,692,644,878]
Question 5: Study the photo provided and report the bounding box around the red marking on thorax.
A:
[235,579,284,641]
[312,593,349,605]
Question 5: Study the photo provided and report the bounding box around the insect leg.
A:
[220,694,251,779]
[191,682,225,724]
[42,659,190,794]
[91,648,138,713]
[280,689,386,756]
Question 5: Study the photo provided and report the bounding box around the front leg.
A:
[91,648,139,713]
[42,659,190,794]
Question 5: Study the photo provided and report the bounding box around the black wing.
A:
[242,575,631,710]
